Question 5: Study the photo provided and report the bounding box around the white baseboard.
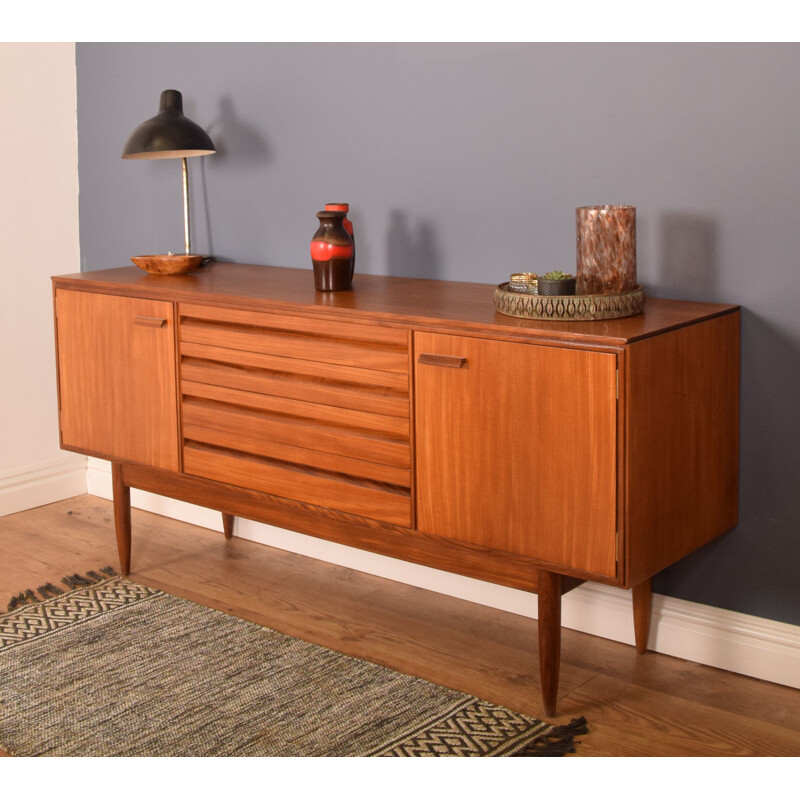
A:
[87,457,800,691]
[0,453,87,517]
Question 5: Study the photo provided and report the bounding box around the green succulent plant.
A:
[542,270,574,280]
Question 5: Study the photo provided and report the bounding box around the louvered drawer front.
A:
[178,303,412,526]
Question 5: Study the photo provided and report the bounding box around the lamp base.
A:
[131,254,204,275]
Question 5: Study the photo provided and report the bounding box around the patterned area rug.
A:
[0,575,586,757]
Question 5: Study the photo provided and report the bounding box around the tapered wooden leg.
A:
[632,577,653,654]
[537,569,562,717]
[222,513,234,540]
[111,462,131,575]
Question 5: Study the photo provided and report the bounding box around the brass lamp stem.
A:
[181,156,191,255]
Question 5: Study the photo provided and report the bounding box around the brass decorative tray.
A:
[494,283,645,321]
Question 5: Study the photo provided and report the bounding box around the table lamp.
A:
[122,89,216,274]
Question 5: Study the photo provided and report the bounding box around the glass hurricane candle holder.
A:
[576,205,636,295]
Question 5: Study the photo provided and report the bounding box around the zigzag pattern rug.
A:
[0,575,586,757]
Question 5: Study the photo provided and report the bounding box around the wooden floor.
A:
[2,495,799,757]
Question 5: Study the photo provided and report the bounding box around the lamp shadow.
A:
[207,95,271,163]
[386,210,442,280]
[196,96,272,261]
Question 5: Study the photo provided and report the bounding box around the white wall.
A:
[0,43,86,515]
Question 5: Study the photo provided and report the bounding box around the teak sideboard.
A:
[52,263,740,715]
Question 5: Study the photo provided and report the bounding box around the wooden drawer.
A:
[178,303,412,526]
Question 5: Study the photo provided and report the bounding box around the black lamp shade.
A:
[122,89,215,160]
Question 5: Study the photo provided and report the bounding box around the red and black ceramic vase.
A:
[325,203,354,279]
[310,210,354,291]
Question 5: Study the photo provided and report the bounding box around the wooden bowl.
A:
[130,254,204,275]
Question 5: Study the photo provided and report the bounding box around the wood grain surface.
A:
[415,332,618,577]
[53,263,739,346]
[624,312,740,586]
[55,289,180,471]
[177,303,413,527]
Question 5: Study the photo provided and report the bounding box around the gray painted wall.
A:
[76,43,800,625]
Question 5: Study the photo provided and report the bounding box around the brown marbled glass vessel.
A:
[576,205,636,295]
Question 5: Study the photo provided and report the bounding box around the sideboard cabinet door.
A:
[415,332,618,578]
[55,289,179,471]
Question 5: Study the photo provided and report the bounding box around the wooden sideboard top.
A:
[52,263,739,346]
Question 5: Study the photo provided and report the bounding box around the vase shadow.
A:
[386,210,442,280]
[655,211,719,301]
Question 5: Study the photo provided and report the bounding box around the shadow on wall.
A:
[200,96,272,262]
[207,96,271,163]
[195,158,216,260]
[386,210,442,280]
[654,212,719,301]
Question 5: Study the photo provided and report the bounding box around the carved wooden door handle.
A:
[133,316,167,328]
[417,353,467,368]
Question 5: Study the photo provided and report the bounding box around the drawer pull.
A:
[134,316,167,328]
[418,353,467,368]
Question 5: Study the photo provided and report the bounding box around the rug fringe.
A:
[6,589,37,612]
[513,716,589,757]
[36,583,64,599]
[62,573,95,589]
[5,567,117,612]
